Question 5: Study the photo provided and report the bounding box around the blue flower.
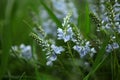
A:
[73,45,82,52]
[46,44,64,66]
[47,54,57,61]
[57,28,64,40]
[46,60,53,66]
[112,42,119,49]
[20,44,32,60]
[46,53,57,66]
[57,27,74,42]
[106,42,119,53]
[73,45,88,58]
[12,44,33,60]
[51,44,64,54]
[106,44,113,53]
[73,41,96,58]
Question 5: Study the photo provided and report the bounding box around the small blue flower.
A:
[46,44,64,66]
[48,54,57,61]
[12,44,33,60]
[112,42,119,49]
[46,60,53,66]
[51,44,64,54]
[73,45,88,58]
[106,42,119,53]
[46,53,57,66]
[20,45,32,60]
[73,45,82,52]
[106,44,113,53]
[73,41,96,58]
[80,47,89,58]
[57,27,74,42]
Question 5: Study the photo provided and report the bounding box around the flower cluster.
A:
[46,44,64,66]
[57,12,96,58]
[57,12,75,42]
[31,7,119,67]
[89,0,120,54]
[30,32,64,66]
[106,42,119,53]
[11,44,32,60]
[73,41,96,58]
[57,27,74,42]
[90,0,120,34]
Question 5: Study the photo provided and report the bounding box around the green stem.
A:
[67,42,74,60]
[111,51,117,80]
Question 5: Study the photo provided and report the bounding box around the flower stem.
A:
[67,42,74,60]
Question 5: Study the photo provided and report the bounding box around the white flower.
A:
[20,44,26,49]
[91,48,96,53]
[90,48,96,57]
[85,41,91,46]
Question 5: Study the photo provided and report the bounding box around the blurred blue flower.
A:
[106,42,119,53]
[46,53,57,66]
[57,28,64,40]
[47,53,57,61]
[112,42,119,49]
[73,45,88,58]
[51,44,64,54]
[46,60,53,66]
[20,44,32,60]
[11,44,33,60]
[57,27,74,42]
[46,44,64,66]
[73,41,96,58]
[106,44,113,53]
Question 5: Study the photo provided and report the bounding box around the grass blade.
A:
[83,38,109,80]
[39,0,62,28]
[0,0,15,79]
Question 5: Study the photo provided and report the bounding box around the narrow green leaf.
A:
[39,0,62,27]
[83,38,109,80]
[85,3,90,36]
[77,0,90,39]
[0,0,15,79]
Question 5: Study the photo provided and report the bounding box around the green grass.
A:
[0,0,14,79]
[0,0,120,80]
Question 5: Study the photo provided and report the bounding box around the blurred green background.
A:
[0,0,120,80]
